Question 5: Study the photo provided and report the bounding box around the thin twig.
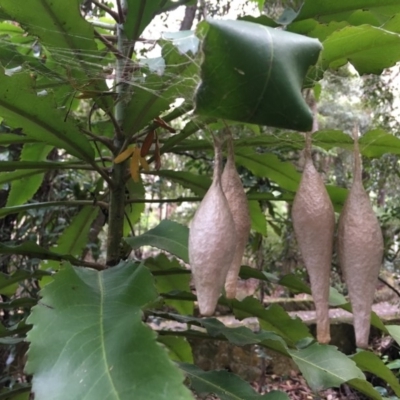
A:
[104,107,124,143]
[94,30,124,59]
[88,105,110,168]
[124,211,135,236]
[92,0,120,22]
[125,196,202,204]
[80,128,115,151]
[378,276,400,298]
[70,259,106,271]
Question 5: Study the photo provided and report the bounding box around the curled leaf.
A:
[154,117,176,133]
[141,130,155,157]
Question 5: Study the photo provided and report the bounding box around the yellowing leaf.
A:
[140,157,150,172]
[115,147,135,164]
[130,147,141,182]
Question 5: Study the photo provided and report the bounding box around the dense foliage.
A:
[1,0,400,399]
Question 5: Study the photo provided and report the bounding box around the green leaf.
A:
[248,200,267,235]
[0,133,37,145]
[124,1,195,41]
[293,1,400,25]
[235,149,300,192]
[289,343,365,391]
[145,254,193,315]
[0,272,22,297]
[352,351,400,397]
[6,144,53,207]
[125,220,189,263]
[1,0,111,111]
[386,325,400,347]
[0,169,47,186]
[26,263,192,400]
[53,206,98,255]
[322,25,400,75]
[0,161,85,171]
[124,180,145,235]
[0,70,94,161]
[0,270,49,297]
[195,19,322,131]
[158,336,193,363]
[347,378,383,400]
[0,242,80,264]
[124,0,164,41]
[180,362,289,400]
[231,297,311,345]
[165,313,287,347]
[359,129,400,157]
[151,170,211,196]
[41,206,98,278]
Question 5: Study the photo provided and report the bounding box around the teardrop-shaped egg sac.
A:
[221,135,251,299]
[188,139,236,316]
[292,136,335,344]
[337,134,384,349]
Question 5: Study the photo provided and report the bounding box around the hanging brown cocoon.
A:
[188,137,237,316]
[292,132,335,344]
[337,130,384,349]
[221,133,251,299]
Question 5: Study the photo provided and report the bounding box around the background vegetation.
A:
[1,0,400,399]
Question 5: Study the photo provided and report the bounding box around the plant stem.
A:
[106,7,129,267]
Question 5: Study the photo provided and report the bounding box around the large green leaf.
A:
[322,24,400,75]
[125,219,189,263]
[150,170,211,196]
[0,70,94,161]
[6,144,53,207]
[289,343,365,391]
[1,0,111,111]
[195,19,322,131]
[145,254,193,315]
[180,363,289,400]
[124,0,167,41]
[293,1,400,25]
[352,351,400,397]
[26,263,192,400]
